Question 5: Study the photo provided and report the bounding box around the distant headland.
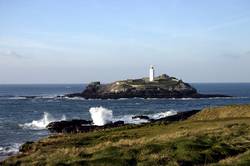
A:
[66,66,230,99]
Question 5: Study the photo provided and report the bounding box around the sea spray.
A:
[0,143,21,156]
[0,143,21,161]
[113,110,178,124]
[89,107,113,126]
[149,110,177,119]
[19,112,66,130]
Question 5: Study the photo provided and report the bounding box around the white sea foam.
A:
[7,95,57,100]
[19,112,66,130]
[63,96,86,100]
[207,96,248,100]
[112,110,177,124]
[0,143,21,160]
[117,98,129,100]
[148,110,177,119]
[34,95,57,99]
[89,106,178,125]
[167,97,246,100]
[89,107,113,126]
[9,96,27,100]
[113,115,149,124]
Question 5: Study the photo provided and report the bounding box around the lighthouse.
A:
[149,65,155,82]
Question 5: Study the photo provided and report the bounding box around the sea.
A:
[0,83,250,161]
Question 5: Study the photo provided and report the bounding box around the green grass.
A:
[2,104,250,166]
[189,104,250,121]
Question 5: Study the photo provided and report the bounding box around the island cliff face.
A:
[66,74,230,99]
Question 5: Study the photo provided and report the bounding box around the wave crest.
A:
[89,107,113,126]
[89,106,177,125]
[19,112,66,130]
[0,143,21,160]
[148,110,177,119]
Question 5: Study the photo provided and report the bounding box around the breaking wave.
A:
[114,110,177,124]
[148,110,177,119]
[89,107,113,126]
[113,114,148,124]
[0,143,21,161]
[88,106,177,125]
[19,112,66,130]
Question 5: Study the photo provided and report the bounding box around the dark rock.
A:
[47,120,125,133]
[132,115,151,121]
[152,110,200,123]
[46,110,200,134]
[113,120,125,126]
[19,141,34,153]
[133,110,200,124]
[47,119,92,133]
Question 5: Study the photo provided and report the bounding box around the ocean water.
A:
[0,83,250,161]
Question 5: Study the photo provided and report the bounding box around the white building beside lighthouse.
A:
[149,65,155,82]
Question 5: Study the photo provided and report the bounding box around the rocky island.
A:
[66,73,230,99]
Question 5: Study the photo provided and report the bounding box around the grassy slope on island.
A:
[2,105,250,166]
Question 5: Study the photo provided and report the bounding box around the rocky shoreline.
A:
[46,109,200,134]
[3,105,250,165]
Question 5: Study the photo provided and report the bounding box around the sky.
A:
[0,0,250,84]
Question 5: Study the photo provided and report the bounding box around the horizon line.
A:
[1,82,250,85]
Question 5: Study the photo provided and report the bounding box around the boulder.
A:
[47,119,92,133]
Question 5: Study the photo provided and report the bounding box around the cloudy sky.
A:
[0,0,250,83]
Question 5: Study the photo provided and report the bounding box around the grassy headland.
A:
[2,104,250,166]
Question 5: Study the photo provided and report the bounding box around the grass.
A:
[2,104,250,166]
[189,104,250,121]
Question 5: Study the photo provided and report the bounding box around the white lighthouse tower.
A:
[149,65,155,82]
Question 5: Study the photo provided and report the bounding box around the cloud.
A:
[0,49,24,58]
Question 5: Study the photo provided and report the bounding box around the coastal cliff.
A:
[66,74,229,99]
[3,104,250,165]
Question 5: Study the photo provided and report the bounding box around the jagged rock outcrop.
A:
[46,120,125,133]
[46,110,201,134]
[66,74,230,99]
[132,110,200,123]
